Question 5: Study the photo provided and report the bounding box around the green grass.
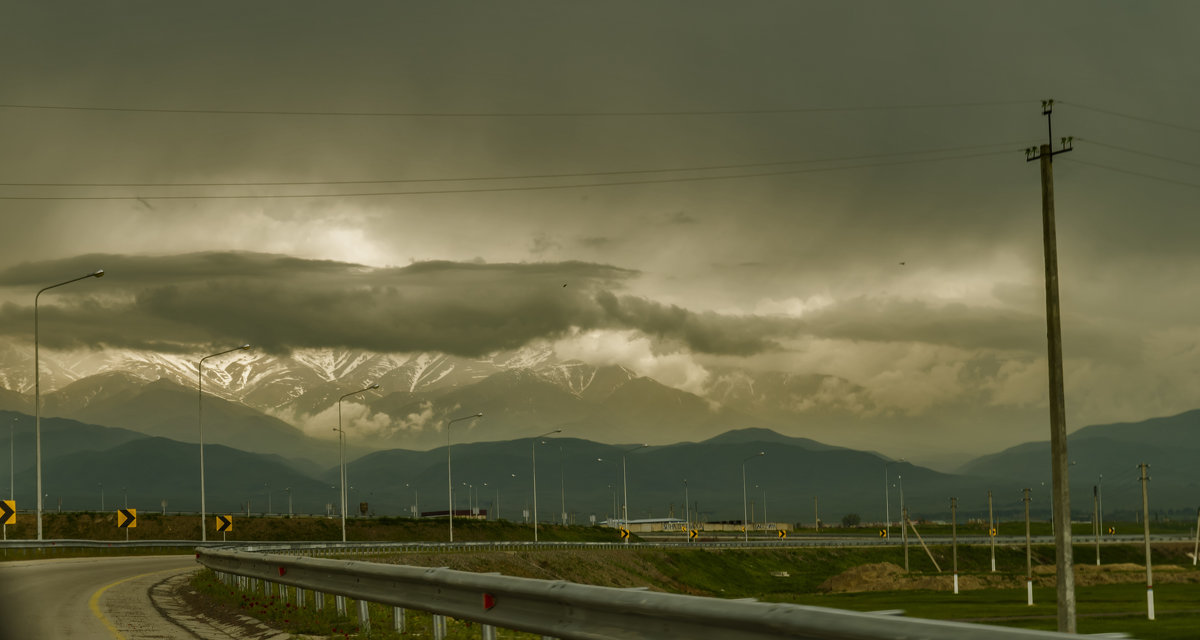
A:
[784,583,1200,639]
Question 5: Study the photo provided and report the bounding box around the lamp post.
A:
[285,487,292,517]
[198,343,251,542]
[683,479,690,542]
[621,444,649,538]
[34,269,104,540]
[446,412,482,542]
[531,428,562,542]
[336,383,379,542]
[98,482,104,512]
[741,451,764,542]
[264,481,271,515]
[883,462,891,539]
[559,444,567,526]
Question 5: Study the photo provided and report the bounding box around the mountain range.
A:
[1,406,1197,527]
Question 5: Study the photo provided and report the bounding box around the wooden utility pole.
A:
[1025,99,1076,633]
[951,497,959,595]
[1139,462,1154,620]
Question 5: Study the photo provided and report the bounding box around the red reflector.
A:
[279,567,287,577]
[483,593,496,610]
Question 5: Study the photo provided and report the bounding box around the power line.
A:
[1058,102,1200,136]
[1075,138,1200,169]
[0,148,1017,201]
[0,141,1033,188]
[0,100,1033,119]
[1062,158,1200,191]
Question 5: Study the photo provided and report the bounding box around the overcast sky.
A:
[1,1,1198,458]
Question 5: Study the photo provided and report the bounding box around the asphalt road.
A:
[0,554,199,639]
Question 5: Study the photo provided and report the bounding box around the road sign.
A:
[1108,526,1115,535]
[689,529,698,540]
[878,529,888,538]
[619,528,630,540]
[0,500,14,526]
[216,515,233,532]
[989,528,997,537]
[778,529,787,539]
[117,508,137,528]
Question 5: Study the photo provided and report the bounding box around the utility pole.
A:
[951,497,959,595]
[988,490,997,572]
[1025,98,1076,634]
[1024,488,1033,606]
[1193,506,1199,567]
[902,506,910,572]
[1139,462,1154,620]
[1094,486,1101,566]
[813,496,819,531]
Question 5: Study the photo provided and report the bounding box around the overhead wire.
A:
[1058,101,1200,136]
[0,141,1036,188]
[0,99,1033,119]
[1075,138,1200,170]
[0,148,1021,201]
[1061,158,1200,191]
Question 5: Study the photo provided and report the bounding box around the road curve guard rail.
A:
[197,545,1087,640]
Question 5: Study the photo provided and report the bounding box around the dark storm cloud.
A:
[0,252,839,357]
[594,291,790,355]
[0,251,1115,358]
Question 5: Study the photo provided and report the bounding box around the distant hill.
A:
[958,409,1200,520]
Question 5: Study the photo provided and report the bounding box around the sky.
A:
[0,1,1198,460]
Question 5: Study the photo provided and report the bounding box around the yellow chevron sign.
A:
[216,515,233,532]
[778,529,787,538]
[117,508,137,528]
[619,528,630,539]
[0,500,14,526]
[689,529,698,540]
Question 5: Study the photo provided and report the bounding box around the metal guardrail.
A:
[196,544,1088,640]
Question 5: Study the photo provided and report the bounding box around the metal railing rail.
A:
[197,545,1084,640]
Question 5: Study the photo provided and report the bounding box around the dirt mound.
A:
[818,562,1014,593]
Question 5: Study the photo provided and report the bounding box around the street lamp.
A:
[98,482,104,512]
[621,444,649,538]
[559,444,567,526]
[446,412,482,542]
[198,343,251,542]
[336,383,380,542]
[531,428,562,542]
[34,269,104,540]
[741,451,765,542]
[284,487,292,517]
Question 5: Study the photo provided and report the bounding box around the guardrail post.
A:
[279,584,288,603]
[481,623,497,640]
[357,599,370,634]
[432,613,447,640]
[315,591,325,610]
[392,607,405,632]
[336,595,346,615]
[296,588,305,608]
[265,581,273,597]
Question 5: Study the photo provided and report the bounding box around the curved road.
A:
[0,554,198,639]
